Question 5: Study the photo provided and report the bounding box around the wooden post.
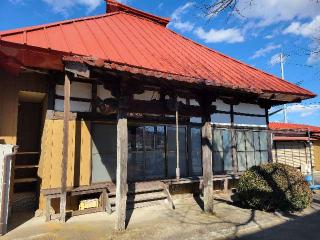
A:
[115,97,128,231]
[265,107,273,163]
[267,130,273,163]
[60,72,70,223]
[230,105,238,173]
[175,102,180,180]
[202,117,214,214]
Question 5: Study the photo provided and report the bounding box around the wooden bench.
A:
[41,183,112,222]
[212,174,242,192]
[163,174,242,193]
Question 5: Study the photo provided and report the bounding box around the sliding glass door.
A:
[91,123,201,183]
[128,125,165,181]
[166,126,188,178]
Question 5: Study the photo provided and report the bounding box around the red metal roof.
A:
[273,136,317,141]
[0,0,315,100]
[269,122,320,133]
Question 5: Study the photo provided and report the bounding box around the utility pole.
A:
[280,53,288,123]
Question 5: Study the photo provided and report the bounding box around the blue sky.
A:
[1,0,320,126]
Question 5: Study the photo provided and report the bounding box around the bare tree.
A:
[200,0,252,18]
[201,0,319,17]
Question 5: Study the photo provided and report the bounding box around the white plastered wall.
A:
[210,99,267,126]
[55,82,92,112]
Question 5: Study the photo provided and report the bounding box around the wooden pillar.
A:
[267,130,273,163]
[60,72,70,223]
[265,107,273,163]
[201,116,214,214]
[115,97,128,231]
[230,105,238,173]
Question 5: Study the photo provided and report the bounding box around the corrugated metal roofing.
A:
[269,122,320,132]
[273,136,317,141]
[0,1,315,98]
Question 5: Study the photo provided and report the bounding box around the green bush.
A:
[236,163,312,212]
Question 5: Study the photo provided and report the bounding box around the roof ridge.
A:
[166,28,315,96]
[105,0,170,26]
[0,12,119,36]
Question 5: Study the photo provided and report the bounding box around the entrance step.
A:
[12,192,37,212]
[108,181,173,210]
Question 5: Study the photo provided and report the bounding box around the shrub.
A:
[236,163,312,212]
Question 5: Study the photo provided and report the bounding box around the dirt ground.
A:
[2,192,320,240]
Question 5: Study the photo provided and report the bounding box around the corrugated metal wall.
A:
[313,141,320,171]
[272,141,314,174]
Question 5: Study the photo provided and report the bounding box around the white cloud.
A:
[283,16,320,64]
[264,35,273,39]
[236,0,320,27]
[307,49,320,64]
[283,15,320,39]
[287,104,320,117]
[42,0,103,15]
[269,53,282,66]
[172,21,194,32]
[171,2,194,20]
[251,44,281,59]
[170,2,195,32]
[194,27,244,44]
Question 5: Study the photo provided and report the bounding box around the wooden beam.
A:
[201,116,214,214]
[115,97,128,231]
[60,72,70,223]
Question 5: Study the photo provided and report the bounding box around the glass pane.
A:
[246,151,255,168]
[145,150,165,179]
[144,126,155,151]
[253,131,260,150]
[236,131,246,151]
[237,152,247,171]
[259,131,268,151]
[155,126,165,149]
[128,152,145,181]
[213,129,223,151]
[255,151,262,165]
[213,152,223,173]
[222,130,232,172]
[91,124,117,183]
[245,131,254,151]
[261,151,268,164]
[167,151,177,178]
[166,126,187,178]
[145,126,165,179]
[190,127,202,176]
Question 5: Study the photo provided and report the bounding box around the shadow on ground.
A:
[232,210,320,240]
